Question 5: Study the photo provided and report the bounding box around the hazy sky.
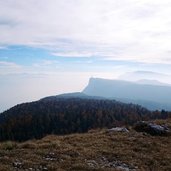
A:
[0,0,171,111]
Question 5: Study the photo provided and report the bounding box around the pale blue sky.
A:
[0,0,171,112]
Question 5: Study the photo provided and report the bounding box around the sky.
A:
[0,0,171,112]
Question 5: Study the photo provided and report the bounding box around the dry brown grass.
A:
[0,120,171,171]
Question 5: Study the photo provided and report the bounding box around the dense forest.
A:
[0,97,170,141]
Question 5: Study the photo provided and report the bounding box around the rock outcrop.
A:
[134,121,170,136]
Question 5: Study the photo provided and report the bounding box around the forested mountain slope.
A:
[0,95,170,141]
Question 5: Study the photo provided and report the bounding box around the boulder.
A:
[134,121,170,136]
[108,127,129,133]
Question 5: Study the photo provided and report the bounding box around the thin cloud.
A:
[0,61,20,67]
[0,61,23,75]
[32,60,60,67]
[0,46,7,49]
[0,0,171,64]
[52,52,94,58]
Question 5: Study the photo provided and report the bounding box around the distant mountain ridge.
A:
[83,78,171,110]
[119,71,171,84]
[136,79,170,86]
[40,92,106,101]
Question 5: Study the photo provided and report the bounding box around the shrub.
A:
[3,141,17,150]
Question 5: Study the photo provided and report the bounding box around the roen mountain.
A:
[83,78,171,110]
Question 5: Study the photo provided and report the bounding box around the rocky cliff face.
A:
[83,78,171,110]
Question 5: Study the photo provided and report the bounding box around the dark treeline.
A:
[0,98,170,141]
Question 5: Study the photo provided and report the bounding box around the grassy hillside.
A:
[0,119,171,171]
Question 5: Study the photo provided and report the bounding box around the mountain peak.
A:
[118,71,171,84]
[83,77,171,110]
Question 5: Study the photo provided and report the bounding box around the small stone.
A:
[13,160,23,169]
